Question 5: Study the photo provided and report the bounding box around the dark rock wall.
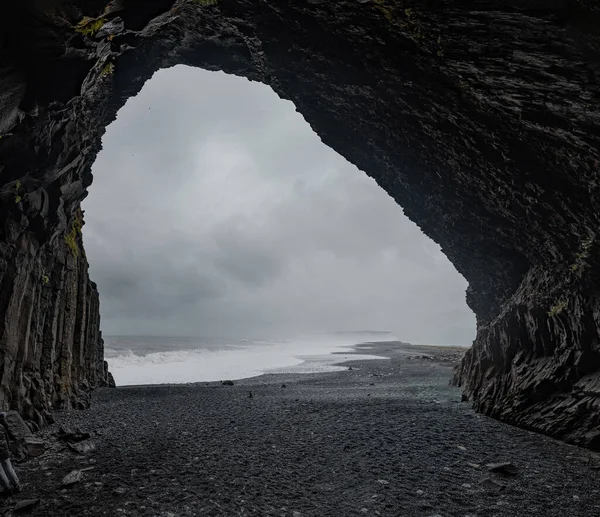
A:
[1,0,599,444]
[0,203,110,424]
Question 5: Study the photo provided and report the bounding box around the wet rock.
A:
[61,470,83,487]
[58,427,91,443]
[486,462,518,476]
[12,499,40,512]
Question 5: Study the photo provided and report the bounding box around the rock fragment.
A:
[12,499,40,513]
[486,462,518,476]
[58,427,91,443]
[61,470,83,487]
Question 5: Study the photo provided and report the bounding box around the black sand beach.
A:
[6,342,600,516]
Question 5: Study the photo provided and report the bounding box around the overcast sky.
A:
[83,65,475,344]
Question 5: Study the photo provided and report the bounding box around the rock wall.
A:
[0,202,113,425]
[1,0,599,444]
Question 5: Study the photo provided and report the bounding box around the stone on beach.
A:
[61,471,83,488]
[58,427,91,443]
[486,462,518,476]
[12,499,40,513]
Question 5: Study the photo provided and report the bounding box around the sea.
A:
[104,331,398,386]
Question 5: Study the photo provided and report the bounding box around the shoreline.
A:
[8,342,600,516]
[106,338,402,388]
[111,340,466,389]
[111,339,401,389]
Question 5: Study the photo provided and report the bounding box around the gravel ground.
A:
[3,342,600,517]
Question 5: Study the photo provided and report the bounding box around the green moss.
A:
[372,0,396,23]
[75,17,107,37]
[64,231,78,258]
[64,210,83,258]
[14,180,22,204]
[570,234,595,274]
[100,62,115,78]
[548,300,568,317]
[42,274,50,285]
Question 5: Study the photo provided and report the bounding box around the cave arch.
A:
[1,0,599,445]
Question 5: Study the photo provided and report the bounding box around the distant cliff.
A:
[1,0,599,445]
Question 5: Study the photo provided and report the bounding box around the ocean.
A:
[104,331,397,386]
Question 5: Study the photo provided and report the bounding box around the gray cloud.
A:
[83,65,475,344]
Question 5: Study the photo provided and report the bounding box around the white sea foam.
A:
[105,334,394,386]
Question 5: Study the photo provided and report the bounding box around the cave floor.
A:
[6,343,600,517]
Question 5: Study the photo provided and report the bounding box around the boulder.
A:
[5,411,33,459]
[58,426,91,443]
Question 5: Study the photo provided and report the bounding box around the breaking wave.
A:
[105,332,395,386]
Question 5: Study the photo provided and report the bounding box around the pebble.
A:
[20,343,600,517]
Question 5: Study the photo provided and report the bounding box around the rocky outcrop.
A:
[0,198,111,424]
[1,0,599,444]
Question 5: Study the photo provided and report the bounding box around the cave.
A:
[1,0,599,447]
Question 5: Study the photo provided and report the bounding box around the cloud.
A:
[83,65,475,344]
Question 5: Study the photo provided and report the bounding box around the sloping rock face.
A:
[1,0,599,443]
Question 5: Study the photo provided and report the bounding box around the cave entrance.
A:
[82,65,475,385]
